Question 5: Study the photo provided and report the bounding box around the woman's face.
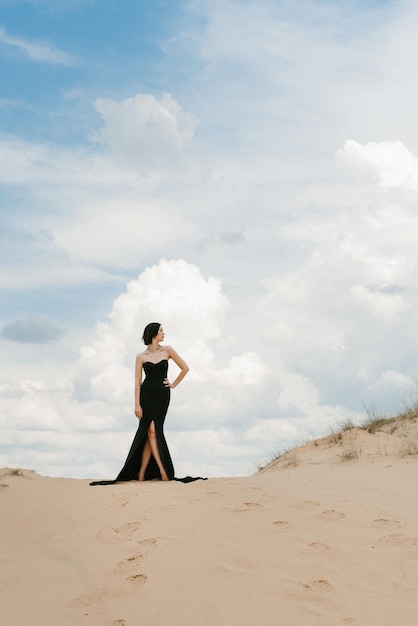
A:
[156,326,165,342]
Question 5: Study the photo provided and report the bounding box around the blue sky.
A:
[2,0,418,479]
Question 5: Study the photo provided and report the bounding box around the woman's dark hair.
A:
[142,322,161,345]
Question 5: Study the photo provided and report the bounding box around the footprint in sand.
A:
[206,491,223,500]
[372,518,402,530]
[300,579,335,593]
[116,553,144,573]
[111,620,126,626]
[378,533,418,547]
[273,520,291,529]
[306,541,331,553]
[71,542,156,613]
[139,537,158,549]
[73,570,148,609]
[319,509,345,521]
[223,502,263,513]
[117,538,158,574]
[73,585,117,606]
[303,542,340,559]
[97,521,142,544]
[122,539,158,584]
[113,521,142,538]
[127,573,147,584]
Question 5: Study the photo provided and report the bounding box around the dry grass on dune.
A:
[259,402,418,472]
[0,466,26,487]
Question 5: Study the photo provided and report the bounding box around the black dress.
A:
[90,359,206,485]
[116,359,175,481]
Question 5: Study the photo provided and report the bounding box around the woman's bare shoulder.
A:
[165,345,186,362]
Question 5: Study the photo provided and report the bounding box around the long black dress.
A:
[116,359,174,481]
[90,358,206,485]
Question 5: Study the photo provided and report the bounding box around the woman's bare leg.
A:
[147,421,169,481]
[138,439,151,481]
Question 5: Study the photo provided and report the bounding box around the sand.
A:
[1,423,418,626]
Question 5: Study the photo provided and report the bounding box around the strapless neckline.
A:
[143,359,168,366]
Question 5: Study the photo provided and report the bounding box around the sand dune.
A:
[1,421,418,626]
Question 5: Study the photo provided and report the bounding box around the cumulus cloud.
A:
[215,352,269,388]
[92,93,199,171]
[0,132,197,285]
[256,138,418,416]
[339,140,418,191]
[1,315,64,343]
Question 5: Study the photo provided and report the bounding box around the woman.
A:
[115,323,189,482]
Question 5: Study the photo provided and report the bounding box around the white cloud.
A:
[277,371,319,413]
[339,140,418,190]
[215,352,269,387]
[0,133,198,284]
[0,24,75,65]
[92,93,199,171]
[106,259,230,347]
[0,136,139,186]
[350,284,407,327]
[45,197,192,268]
[256,139,418,417]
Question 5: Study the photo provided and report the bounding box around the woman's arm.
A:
[164,346,189,388]
[134,354,143,418]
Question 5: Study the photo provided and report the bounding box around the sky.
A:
[2,0,418,479]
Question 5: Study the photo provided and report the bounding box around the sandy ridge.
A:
[1,424,418,625]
